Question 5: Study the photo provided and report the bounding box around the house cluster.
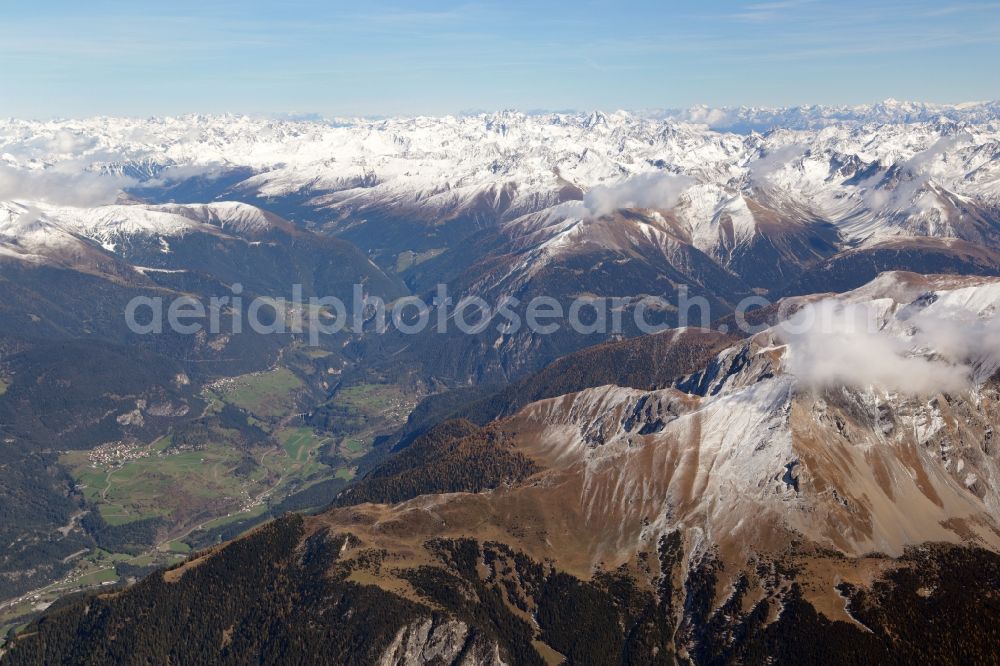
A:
[87,441,151,468]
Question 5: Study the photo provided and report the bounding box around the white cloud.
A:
[577,172,694,218]
[138,163,228,188]
[903,133,972,174]
[777,299,998,395]
[906,305,1000,382]
[748,144,808,185]
[0,164,134,207]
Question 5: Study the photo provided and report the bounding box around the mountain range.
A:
[1,105,1000,664]
[4,105,1000,379]
[6,272,1000,664]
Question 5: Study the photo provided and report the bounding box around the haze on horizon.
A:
[2,0,999,119]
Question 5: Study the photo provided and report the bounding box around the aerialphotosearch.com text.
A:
[123,282,879,343]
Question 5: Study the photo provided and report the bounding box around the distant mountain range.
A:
[3,106,1000,380]
[647,98,1000,132]
[5,105,1000,270]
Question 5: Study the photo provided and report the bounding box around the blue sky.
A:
[2,0,999,118]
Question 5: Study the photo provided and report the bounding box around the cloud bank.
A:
[574,172,694,218]
[779,299,1000,395]
[0,164,134,207]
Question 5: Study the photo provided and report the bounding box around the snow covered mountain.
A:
[0,201,287,265]
[649,98,1000,132]
[499,272,1000,560]
[301,273,1000,653]
[2,106,999,382]
[2,106,999,277]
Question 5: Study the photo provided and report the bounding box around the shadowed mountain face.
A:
[0,203,411,602]
[395,327,739,445]
[8,273,1000,665]
[0,203,408,451]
